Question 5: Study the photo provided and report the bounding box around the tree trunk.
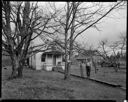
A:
[64,62,71,80]
[9,55,23,79]
[11,61,18,79]
[64,2,72,80]
[64,32,68,79]
[64,38,74,80]
[10,57,19,79]
[17,61,23,78]
[64,53,68,79]
[66,43,73,80]
[64,3,76,80]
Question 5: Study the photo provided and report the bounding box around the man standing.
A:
[86,58,92,78]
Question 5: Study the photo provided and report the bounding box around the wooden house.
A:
[28,35,65,71]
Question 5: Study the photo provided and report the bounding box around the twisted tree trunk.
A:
[11,60,18,79]
[9,54,24,79]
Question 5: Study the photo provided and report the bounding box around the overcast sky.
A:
[38,2,127,49]
[76,7,127,49]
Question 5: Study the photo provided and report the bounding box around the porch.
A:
[41,51,65,71]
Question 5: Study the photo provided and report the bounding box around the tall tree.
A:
[2,1,55,79]
[40,1,126,80]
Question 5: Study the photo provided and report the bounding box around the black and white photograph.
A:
[1,1,127,101]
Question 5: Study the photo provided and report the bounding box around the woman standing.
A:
[80,61,84,78]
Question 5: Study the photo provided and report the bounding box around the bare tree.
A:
[118,32,126,57]
[97,39,111,60]
[109,32,126,71]
[97,36,126,72]
[2,1,55,79]
[109,42,120,72]
[41,1,126,80]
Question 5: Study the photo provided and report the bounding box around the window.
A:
[41,54,46,62]
[47,54,52,58]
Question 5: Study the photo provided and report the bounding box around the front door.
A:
[53,55,56,66]
[27,58,29,66]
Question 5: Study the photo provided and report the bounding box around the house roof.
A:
[76,55,90,60]
[43,50,64,55]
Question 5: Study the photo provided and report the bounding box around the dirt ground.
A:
[2,66,126,101]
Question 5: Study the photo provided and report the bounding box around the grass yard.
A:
[2,56,11,67]
[70,64,126,88]
[2,56,126,88]
[2,66,126,101]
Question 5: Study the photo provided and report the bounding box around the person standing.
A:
[86,58,92,78]
[80,61,84,78]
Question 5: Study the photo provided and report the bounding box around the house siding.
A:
[29,54,36,69]
[36,52,42,70]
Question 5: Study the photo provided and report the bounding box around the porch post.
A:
[46,54,47,68]
[52,54,54,67]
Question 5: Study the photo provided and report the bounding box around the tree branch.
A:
[73,1,123,42]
